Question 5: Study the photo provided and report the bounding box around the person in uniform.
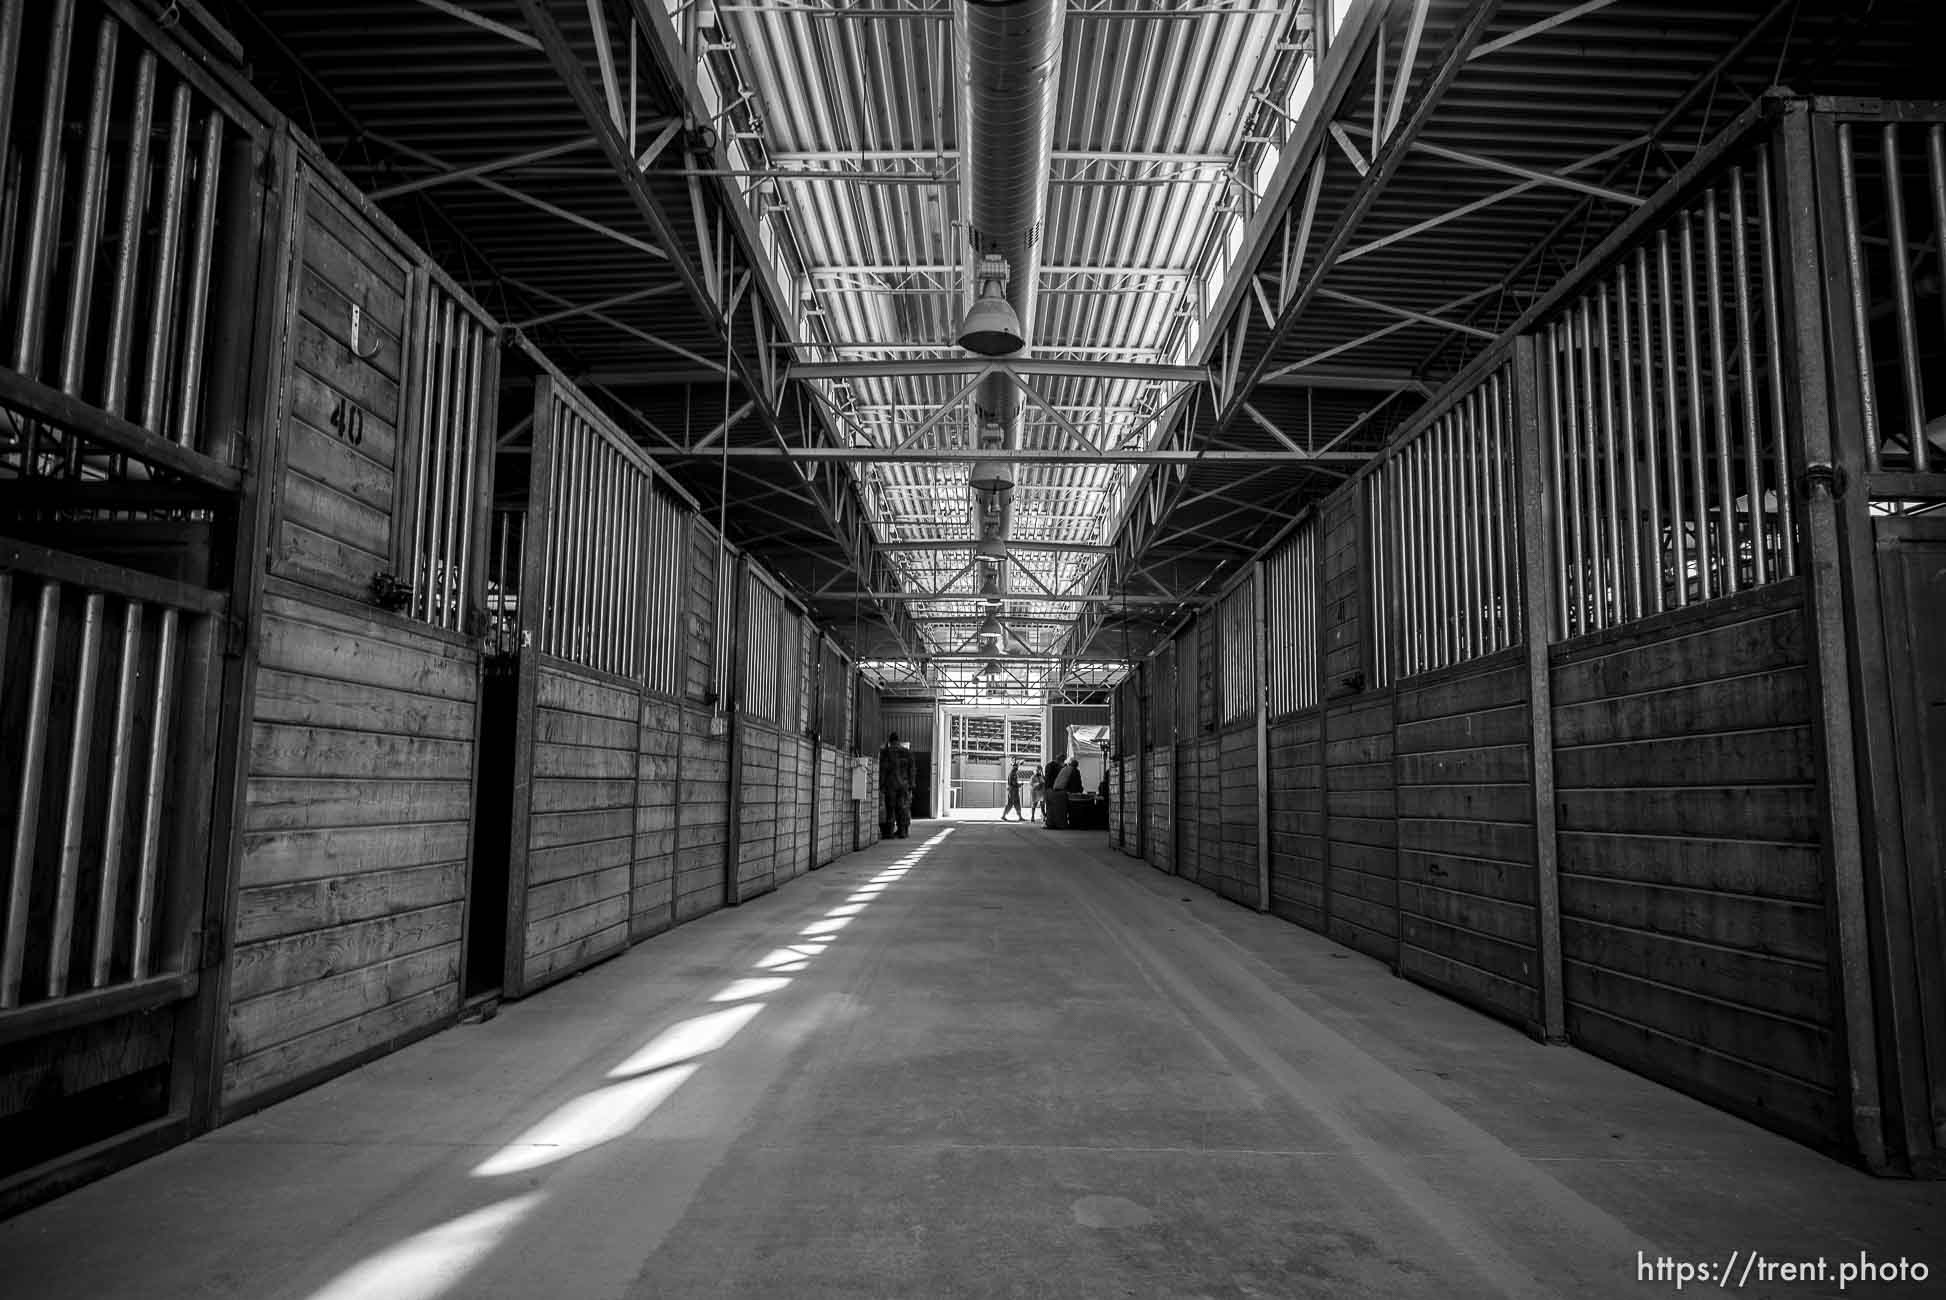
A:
[1003,760,1026,821]
[878,730,914,839]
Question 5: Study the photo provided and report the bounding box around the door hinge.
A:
[224,610,252,660]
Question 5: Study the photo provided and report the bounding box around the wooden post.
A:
[196,129,287,1125]
[1789,101,1892,1172]
[1253,559,1270,911]
[502,376,558,999]
[1511,334,1566,1044]
[723,551,747,904]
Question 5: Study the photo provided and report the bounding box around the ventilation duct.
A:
[957,0,1064,546]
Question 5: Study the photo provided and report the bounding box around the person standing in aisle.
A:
[879,730,914,839]
[1002,760,1026,821]
[1029,767,1047,822]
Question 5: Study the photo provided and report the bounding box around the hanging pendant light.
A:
[975,532,1008,561]
[957,254,1024,356]
[978,612,1004,640]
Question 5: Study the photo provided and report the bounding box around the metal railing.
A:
[1,540,216,1010]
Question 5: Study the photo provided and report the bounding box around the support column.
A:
[1788,101,1892,1172]
[1511,335,1565,1044]
[1253,558,1270,911]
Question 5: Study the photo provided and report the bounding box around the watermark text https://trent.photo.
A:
[1638,1250,1933,1291]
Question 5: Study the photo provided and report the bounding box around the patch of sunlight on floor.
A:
[307,1193,544,1300]
[825,903,867,917]
[473,1065,701,1177]
[800,915,852,936]
[755,943,826,970]
[607,1004,767,1079]
[710,976,792,1002]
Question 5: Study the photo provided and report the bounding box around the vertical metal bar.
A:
[1704,185,1739,594]
[47,592,104,998]
[1444,413,1461,664]
[1929,125,1946,475]
[409,292,439,622]
[170,111,225,448]
[1614,269,1643,622]
[1577,299,1605,630]
[139,83,194,434]
[628,476,646,679]
[1834,123,1879,473]
[546,409,567,658]
[1,581,61,1007]
[58,19,118,398]
[1562,315,1587,635]
[129,607,178,980]
[1730,166,1769,586]
[565,414,589,663]
[425,297,456,626]
[91,600,142,987]
[452,322,484,633]
[1758,145,1793,573]
[1488,372,1512,647]
[1658,228,1688,609]
[11,0,78,378]
[594,442,613,673]
[1466,389,1487,657]
[439,315,471,631]
[1634,248,1664,614]
[0,3,27,210]
[1596,287,1623,627]
[1880,124,1927,473]
[1679,210,1712,602]
[101,52,155,418]
[1546,323,1569,634]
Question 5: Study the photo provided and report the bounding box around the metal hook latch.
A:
[350,299,381,361]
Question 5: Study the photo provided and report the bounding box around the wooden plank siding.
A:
[676,703,730,921]
[268,175,412,605]
[1549,581,1840,1145]
[226,587,474,1107]
[1146,748,1173,874]
[1320,490,1365,693]
[817,745,847,865]
[1323,693,1397,963]
[1174,744,1202,886]
[736,721,784,902]
[632,697,681,940]
[1214,725,1258,908]
[519,665,636,992]
[1395,651,1540,1030]
[1267,710,1325,930]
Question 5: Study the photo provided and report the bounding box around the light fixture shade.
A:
[958,255,1024,356]
[969,458,1013,493]
[978,613,1003,639]
[979,657,1002,677]
[975,534,1008,561]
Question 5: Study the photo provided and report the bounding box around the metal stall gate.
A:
[0,0,274,1209]
[500,369,668,998]
[1805,98,1946,1174]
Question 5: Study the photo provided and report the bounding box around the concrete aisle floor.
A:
[4,825,1943,1300]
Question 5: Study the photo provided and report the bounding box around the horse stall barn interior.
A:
[1116,95,1946,1177]
[0,0,884,1212]
[3,1,1945,1224]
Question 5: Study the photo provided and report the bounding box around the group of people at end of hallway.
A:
[1002,754,1081,822]
[876,731,1102,835]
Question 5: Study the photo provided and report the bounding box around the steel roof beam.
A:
[654,447,1363,464]
[788,358,1207,383]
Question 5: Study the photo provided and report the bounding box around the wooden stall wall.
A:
[520,668,634,991]
[1394,651,1539,1030]
[1550,583,1839,1144]
[1267,712,1325,930]
[675,521,730,920]
[1213,724,1257,908]
[633,694,681,940]
[1316,486,1396,964]
[225,150,500,1111]
[1147,747,1173,875]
